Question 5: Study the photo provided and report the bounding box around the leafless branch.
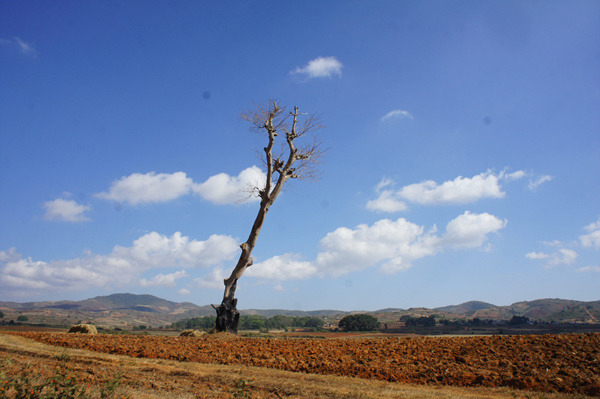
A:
[240,100,288,134]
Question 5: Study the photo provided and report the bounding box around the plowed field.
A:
[9,332,600,396]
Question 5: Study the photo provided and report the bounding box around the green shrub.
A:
[338,314,380,331]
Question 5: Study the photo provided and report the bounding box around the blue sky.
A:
[1,1,599,310]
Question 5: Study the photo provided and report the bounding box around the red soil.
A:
[10,332,600,396]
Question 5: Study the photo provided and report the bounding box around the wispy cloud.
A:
[580,217,600,249]
[525,251,550,260]
[579,266,600,273]
[527,217,600,269]
[526,248,578,268]
[381,109,413,122]
[526,238,578,268]
[15,37,36,55]
[1,37,37,57]
[528,175,553,191]
[292,56,342,79]
[499,169,527,182]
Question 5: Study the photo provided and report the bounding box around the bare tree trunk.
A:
[213,201,271,333]
[213,102,324,333]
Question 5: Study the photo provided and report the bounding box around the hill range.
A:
[1,293,598,328]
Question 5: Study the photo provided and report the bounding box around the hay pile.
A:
[68,323,98,334]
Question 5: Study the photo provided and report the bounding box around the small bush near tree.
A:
[338,314,380,331]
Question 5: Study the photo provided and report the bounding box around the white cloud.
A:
[292,56,342,79]
[112,232,239,269]
[399,171,505,205]
[366,190,407,212]
[43,198,91,222]
[525,251,550,260]
[252,212,506,280]
[248,254,317,280]
[96,172,194,205]
[375,177,394,192]
[499,169,527,182]
[527,218,600,269]
[581,230,600,249]
[193,166,266,205]
[366,178,408,212]
[381,109,413,122]
[0,232,238,292]
[548,249,578,267]
[95,167,266,206]
[367,171,506,212]
[178,288,191,295]
[580,218,600,249]
[316,218,433,276]
[526,247,578,268]
[584,218,600,232]
[0,248,20,263]
[441,211,507,249]
[367,169,549,212]
[140,270,189,287]
[541,240,564,247]
[194,267,226,289]
[528,175,553,191]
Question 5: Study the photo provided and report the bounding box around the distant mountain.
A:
[0,293,212,328]
[390,299,600,324]
[1,294,598,328]
[1,293,200,313]
[472,298,600,323]
[435,301,497,316]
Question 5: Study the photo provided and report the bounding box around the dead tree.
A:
[213,101,324,333]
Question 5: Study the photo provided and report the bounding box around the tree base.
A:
[213,298,240,334]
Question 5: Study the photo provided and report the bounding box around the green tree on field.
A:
[508,315,529,325]
[338,314,380,331]
[265,315,293,330]
[303,316,325,329]
[402,315,436,327]
[0,310,4,318]
[17,315,28,322]
[239,315,267,330]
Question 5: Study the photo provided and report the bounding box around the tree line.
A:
[399,315,531,327]
[170,314,325,331]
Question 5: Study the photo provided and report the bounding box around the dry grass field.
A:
[1,331,598,398]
